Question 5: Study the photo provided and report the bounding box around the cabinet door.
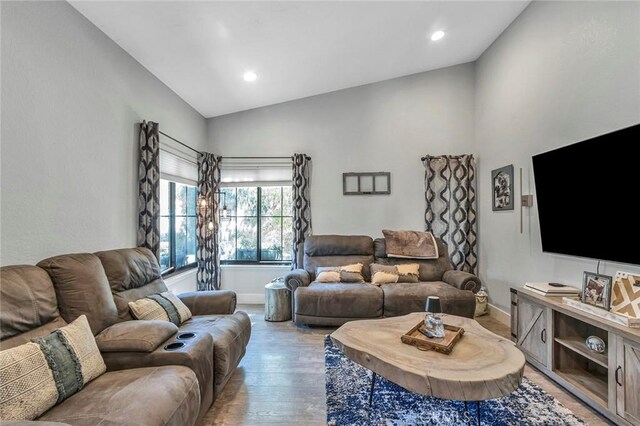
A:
[616,339,640,425]
[517,297,548,367]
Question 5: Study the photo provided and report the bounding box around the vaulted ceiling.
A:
[70,1,529,117]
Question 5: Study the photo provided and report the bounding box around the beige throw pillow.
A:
[372,271,399,285]
[0,315,106,421]
[315,263,365,283]
[315,268,341,282]
[370,263,420,285]
[129,291,192,326]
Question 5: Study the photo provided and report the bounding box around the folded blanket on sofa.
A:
[382,230,439,259]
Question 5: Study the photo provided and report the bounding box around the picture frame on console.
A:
[491,164,514,211]
[581,272,612,310]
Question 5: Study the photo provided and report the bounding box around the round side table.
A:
[264,278,292,322]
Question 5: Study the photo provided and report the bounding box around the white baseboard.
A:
[237,293,264,304]
[488,303,510,326]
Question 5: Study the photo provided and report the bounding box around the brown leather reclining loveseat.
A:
[0,247,251,425]
[285,235,481,326]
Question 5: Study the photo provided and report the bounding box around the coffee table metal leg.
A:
[369,372,377,407]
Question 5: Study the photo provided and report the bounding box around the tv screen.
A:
[532,124,640,265]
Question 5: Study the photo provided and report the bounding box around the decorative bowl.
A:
[585,335,606,353]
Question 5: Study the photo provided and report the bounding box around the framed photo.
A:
[491,165,514,211]
[610,271,640,319]
[581,272,613,310]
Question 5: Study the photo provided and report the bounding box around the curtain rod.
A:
[420,154,473,161]
[159,131,201,156]
[222,155,311,160]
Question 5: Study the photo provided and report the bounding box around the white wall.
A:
[222,265,290,304]
[475,1,640,311]
[208,63,476,235]
[0,1,207,266]
[208,64,476,300]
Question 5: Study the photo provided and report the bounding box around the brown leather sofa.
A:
[1,248,251,425]
[1,264,200,425]
[285,235,481,326]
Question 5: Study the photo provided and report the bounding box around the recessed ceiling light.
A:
[243,71,258,82]
[430,31,445,41]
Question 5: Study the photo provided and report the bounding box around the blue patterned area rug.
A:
[325,336,584,426]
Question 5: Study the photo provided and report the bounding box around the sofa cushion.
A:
[303,235,374,281]
[38,366,200,426]
[370,263,419,285]
[304,235,373,256]
[128,292,192,325]
[374,238,452,282]
[295,283,383,319]
[95,320,178,353]
[305,255,375,282]
[0,265,60,341]
[0,342,59,420]
[381,281,476,318]
[178,312,251,398]
[37,254,119,335]
[95,248,170,322]
[382,230,439,259]
[315,263,364,283]
[1,316,106,421]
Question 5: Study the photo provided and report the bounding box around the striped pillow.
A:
[128,292,192,326]
[0,315,106,421]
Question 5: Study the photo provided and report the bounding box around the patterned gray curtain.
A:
[292,154,312,269]
[137,121,160,258]
[423,154,478,273]
[196,153,222,291]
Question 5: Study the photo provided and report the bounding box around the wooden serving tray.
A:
[401,320,465,354]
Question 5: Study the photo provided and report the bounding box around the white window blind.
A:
[159,140,198,186]
[220,158,292,187]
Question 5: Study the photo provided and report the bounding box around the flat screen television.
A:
[532,124,640,265]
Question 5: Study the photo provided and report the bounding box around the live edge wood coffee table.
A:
[330,312,525,425]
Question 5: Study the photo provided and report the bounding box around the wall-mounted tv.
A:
[532,124,640,265]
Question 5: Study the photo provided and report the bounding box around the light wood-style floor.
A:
[201,305,609,425]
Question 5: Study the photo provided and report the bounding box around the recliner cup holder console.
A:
[164,342,185,351]
[177,332,196,340]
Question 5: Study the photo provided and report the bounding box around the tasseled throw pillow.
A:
[128,292,192,326]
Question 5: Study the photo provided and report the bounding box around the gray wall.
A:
[208,63,476,238]
[475,1,640,311]
[1,1,207,265]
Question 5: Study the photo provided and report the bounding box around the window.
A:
[159,179,198,274]
[219,186,293,263]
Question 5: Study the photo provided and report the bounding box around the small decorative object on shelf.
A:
[401,321,465,354]
[610,271,640,319]
[562,297,640,328]
[585,335,606,353]
[474,287,488,317]
[424,296,445,338]
[581,271,613,310]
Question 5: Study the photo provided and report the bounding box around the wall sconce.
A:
[520,168,534,234]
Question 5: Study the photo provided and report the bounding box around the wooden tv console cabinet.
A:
[513,288,640,425]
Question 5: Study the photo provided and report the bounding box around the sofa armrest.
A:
[284,269,311,321]
[442,270,481,293]
[96,320,178,352]
[177,290,237,315]
[284,269,311,292]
